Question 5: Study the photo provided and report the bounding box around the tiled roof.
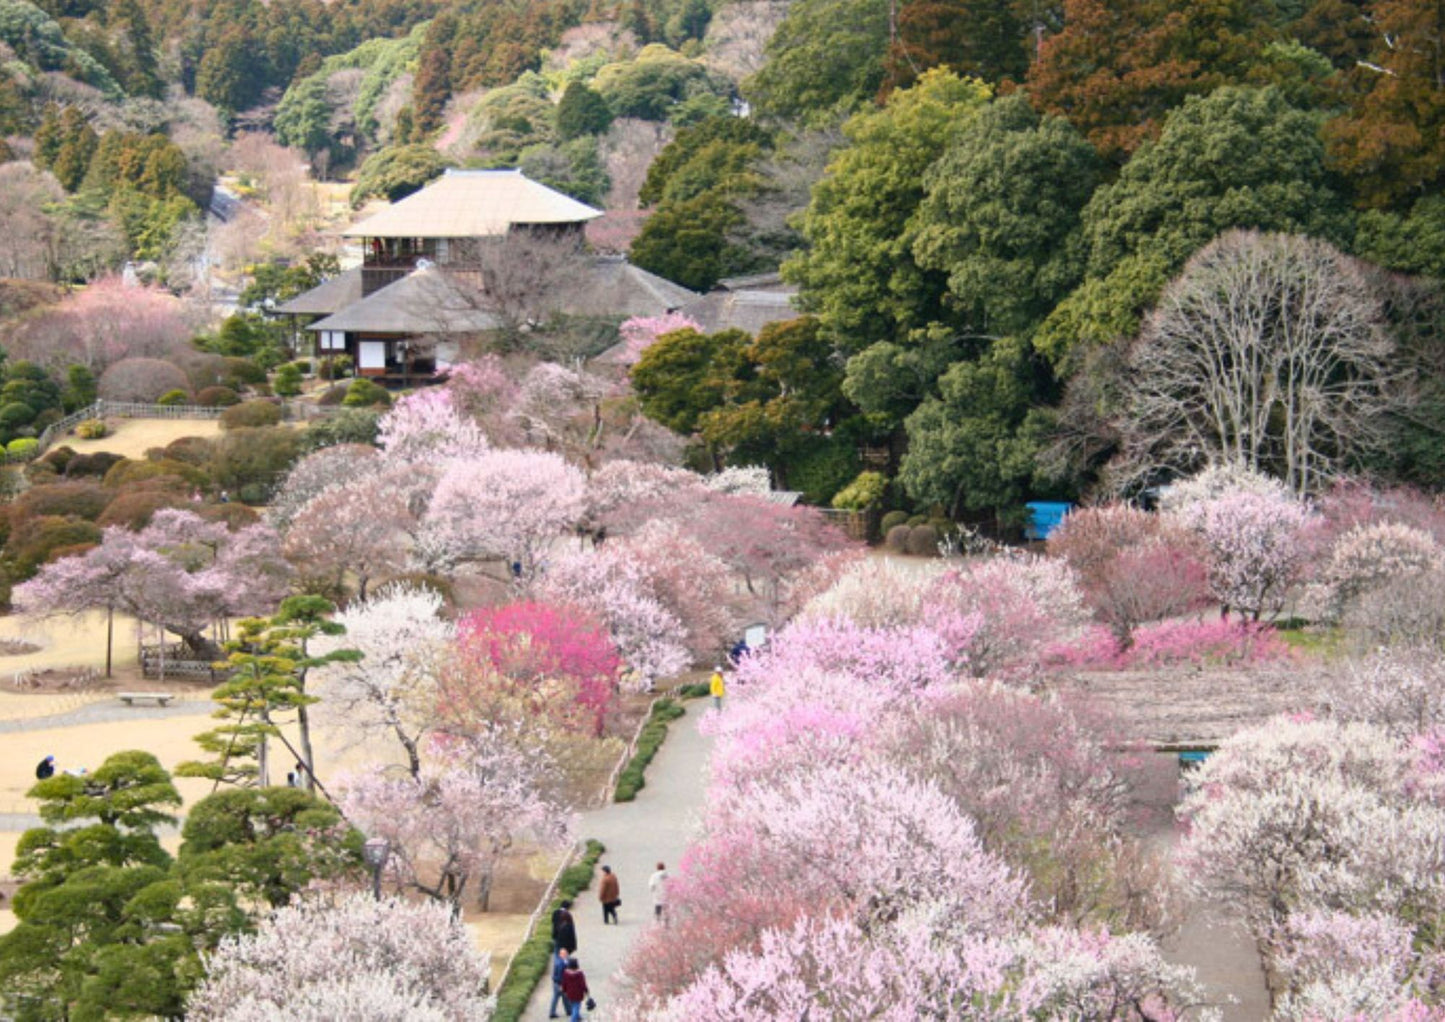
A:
[274,267,363,316]
[306,267,503,334]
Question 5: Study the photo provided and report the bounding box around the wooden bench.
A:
[118,692,176,707]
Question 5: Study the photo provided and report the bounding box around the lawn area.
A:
[58,416,223,460]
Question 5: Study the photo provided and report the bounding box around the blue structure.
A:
[1023,501,1073,541]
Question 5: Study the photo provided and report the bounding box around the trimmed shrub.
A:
[98,359,191,403]
[156,389,191,406]
[221,357,267,387]
[342,379,392,408]
[831,470,887,511]
[316,383,350,406]
[220,400,282,430]
[195,386,240,407]
[905,523,940,556]
[96,490,189,530]
[14,481,113,521]
[5,515,102,579]
[880,510,911,534]
[615,699,686,802]
[162,436,215,466]
[197,502,260,528]
[207,425,302,494]
[102,457,209,490]
[65,452,125,479]
[238,483,269,505]
[885,524,911,552]
[5,437,38,459]
[907,515,928,527]
[292,360,312,374]
[74,419,108,439]
[317,356,352,381]
[273,364,303,397]
[299,409,380,450]
[33,408,61,431]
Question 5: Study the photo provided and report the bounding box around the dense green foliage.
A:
[613,698,685,802]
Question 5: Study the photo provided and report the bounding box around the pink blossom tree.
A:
[268,444,380,531]
[283,479,416,601]
[15,509,291,661]
[616,311,701,365]
[337,736,567,911]
[12,276,194,372]
[927,555,1090,676]
[312,583,455,778]
[187,893,495,1021]
[457,601,620,735]
[420,450,585,577]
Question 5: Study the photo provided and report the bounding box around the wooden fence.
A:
[139,643,223,682]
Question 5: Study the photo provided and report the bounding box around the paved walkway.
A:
[521,702,716,1021]
[0,698,208,734]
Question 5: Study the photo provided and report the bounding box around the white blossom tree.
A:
[187,894,494,1022]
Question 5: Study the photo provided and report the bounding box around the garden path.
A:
[521,702,716,1021]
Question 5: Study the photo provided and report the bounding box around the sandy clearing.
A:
[57,417,224,461]
[0,609,143,683]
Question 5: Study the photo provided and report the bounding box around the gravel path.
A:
[0,698,210,734]
[521,702,715,1021]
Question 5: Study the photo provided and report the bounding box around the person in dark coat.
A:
[34,755,55,780]
[598,864,620,925]
[548,945,571,1018]
[561,957,589,1022]
[551,899,578,954]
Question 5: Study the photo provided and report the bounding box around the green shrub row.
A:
[614,698,685,802]
[491,838,605,1022]
[674,681,710,699]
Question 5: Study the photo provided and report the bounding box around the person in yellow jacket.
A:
[709,666,725,710]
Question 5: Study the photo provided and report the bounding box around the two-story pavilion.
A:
[282,169,695,382]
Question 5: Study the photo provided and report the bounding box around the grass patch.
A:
[491,838,605,1022]
[1276,625,1346,658]
[614,698,685,802]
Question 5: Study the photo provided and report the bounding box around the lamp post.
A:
[362,836,391,901]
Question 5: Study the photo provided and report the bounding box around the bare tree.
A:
[0,164,65,280]
[1112,230,1398,495]
[443,230,590,345]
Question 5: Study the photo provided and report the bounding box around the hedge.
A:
[491,838,605,1022]
[614,698,685,802]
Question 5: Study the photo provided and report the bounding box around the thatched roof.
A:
[680,287,801,336]
[306,267,502,335]
[342,169,603,239]
[562,257,697,318]
[274,267,363,316]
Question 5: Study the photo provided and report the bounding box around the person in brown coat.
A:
[598,864,620,924]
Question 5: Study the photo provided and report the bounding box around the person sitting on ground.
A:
[34,755,55,780]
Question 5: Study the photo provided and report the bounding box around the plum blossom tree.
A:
[457,601,620,735]
[337,736,567,911]
[312,584,454,779]
[11,276,193,372]
[15,509,291,661]
[1169,488,1313,620]
[376,388,490,463]
[187,893,495,1022]
[420,450,585,576]
[616,311,701,365]
[1271,909,1432,1021]
[1178,716,1445,994]
[802,557,947,629]
[927,554,1090,676]
[268,444,379,531]
[1321,522,1443,619]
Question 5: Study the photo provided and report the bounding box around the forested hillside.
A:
[0,0,1442,519]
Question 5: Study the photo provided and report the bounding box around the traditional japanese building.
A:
[280,169,696,382]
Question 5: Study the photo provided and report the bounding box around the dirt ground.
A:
[57,417,223,461]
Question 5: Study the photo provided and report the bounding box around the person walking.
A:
[551,899,578,954]
[561,956,590,1022]
[598,865,620,925]
[709,666,726,711]
[547,945,571,1018]
[649,862,669,924]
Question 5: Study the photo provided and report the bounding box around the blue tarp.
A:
[1024,501,1073,541]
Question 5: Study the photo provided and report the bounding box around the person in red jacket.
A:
[561,957,589,1021]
